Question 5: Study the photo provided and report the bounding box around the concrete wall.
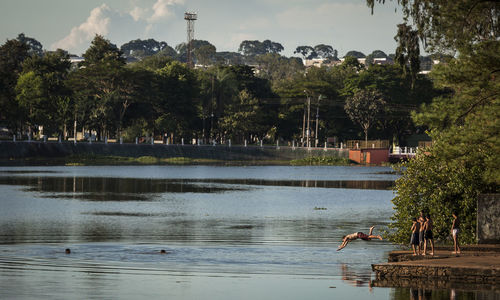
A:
[0,141,349,161]
[477,194,500,244]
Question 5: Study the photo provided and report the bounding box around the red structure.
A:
[349,148,389,165]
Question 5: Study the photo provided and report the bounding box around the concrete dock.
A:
[372,245,500,290]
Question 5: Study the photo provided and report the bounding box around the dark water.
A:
[0,166,496,299]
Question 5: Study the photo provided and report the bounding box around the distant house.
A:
[69,56,84,65]
[372,57,393,65]
[303,58,342,68]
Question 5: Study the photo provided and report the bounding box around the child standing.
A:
[451,211,461,254]
[410,218,420,255]
[418,210,426,254]
[423,214,434,256]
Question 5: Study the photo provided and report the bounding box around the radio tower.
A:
[184,12,197,68]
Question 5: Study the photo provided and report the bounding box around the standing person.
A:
[423,214,434,256]
[418,210,426,254]
[451,212,461,254]
[410,218,420,256]
[337,226,383,251]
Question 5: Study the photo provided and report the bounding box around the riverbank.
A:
[0,141,352,166]
[372,245,500,290]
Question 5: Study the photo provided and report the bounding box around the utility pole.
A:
[301,102,306,147]
[306,94,311,148]
[315,95,323,147]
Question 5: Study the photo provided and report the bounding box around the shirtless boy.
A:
[337,226,383,251]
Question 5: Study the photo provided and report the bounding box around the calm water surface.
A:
[0,166,492,299]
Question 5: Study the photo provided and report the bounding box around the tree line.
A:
[0,33,438,146]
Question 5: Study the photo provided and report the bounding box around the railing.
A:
[390,146,417,155]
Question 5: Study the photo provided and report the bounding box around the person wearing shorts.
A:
[410,218,420,255]
[423,215,434,256]
[451,211,461,254]
[337,226,383,251]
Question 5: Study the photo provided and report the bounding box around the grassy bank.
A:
[289,156,352,166]
[1,154,353,166]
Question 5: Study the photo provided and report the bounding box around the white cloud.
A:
[129,6,149,22]
[50,0,187,54]
[51,4,111,52]
[148,0,185,23]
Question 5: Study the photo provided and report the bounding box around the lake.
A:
[0,165,489,299]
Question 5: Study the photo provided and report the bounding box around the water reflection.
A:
[389,287,497,300]
[341,264,372,288]
[0,176,246,201]
[0,176,393,197]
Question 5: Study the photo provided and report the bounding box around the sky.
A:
[0,0,406,57]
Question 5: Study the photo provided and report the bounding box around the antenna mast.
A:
[184,12,197,68]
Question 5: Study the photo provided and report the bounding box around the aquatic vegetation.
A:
[290,156,351,166]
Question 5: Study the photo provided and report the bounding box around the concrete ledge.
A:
[373,248,500,286]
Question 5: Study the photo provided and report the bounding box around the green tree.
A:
[16,33,43,57]
[368,0,500,244]
[81,34,125,67]
[344,89,386,143]
[294,46,317,60]
[238,40,284,57]
[194,44,216,66]
[15,71,45,136]
[153,61,199,140]
[313,44,337,59]
[175,40,214,63]
[394,23,420,88]
[368,0,499,52]
[344,50,365,58]
[120,38,174,59]
[0,39,29,132]
[219,89,264,143]
[255,53,304,88]
[365,50,388,66]
[70,35,133,139]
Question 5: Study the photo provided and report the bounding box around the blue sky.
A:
[0,0,405,57]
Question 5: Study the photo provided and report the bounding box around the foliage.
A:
[81,35,125,66]
[367,0,499,52]
[16,33,43,57]
[120,38,174,59]
[290,156,350,166]
[238,40,284,57]
[194,44,216,66]
[314,44,337,59]
[294,46,316,60]
[344,51,366,58]
[394,23,420,88]
[344,89,386,142]
[0,39,29,130]
[365,50,388,66]
[255,53,304,87]
[219,89,263,143]
[368,0,500,245]
[16,50,71,136]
